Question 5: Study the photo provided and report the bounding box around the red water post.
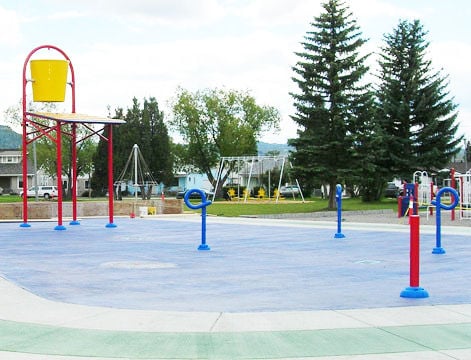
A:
[400,213,429,298]
[414,183,419,215]
[398,196,402,218]
[429,182,435,216]
[409,214,420,287]
[451,168,456,221]
[107,124,115,226]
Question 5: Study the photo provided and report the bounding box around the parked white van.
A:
[20,186,58,199]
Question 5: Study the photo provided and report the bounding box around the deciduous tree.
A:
[171,88,280,192]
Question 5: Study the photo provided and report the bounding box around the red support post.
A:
[55,120,66,230]
[21,51,31,227]
[451,168,456,221]
[407,195,414,224]
[400,214,429,298]
[413,182,419,215]
[398,196,402,218]
[430,182,435,216]
[409,215,420,287]
[70,123,79,225]
[21,115,29,227]
[106,125,116,227]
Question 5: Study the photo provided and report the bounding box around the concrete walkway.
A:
[0,214,470,359]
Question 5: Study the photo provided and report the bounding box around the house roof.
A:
[0,150,21,155]
[446,161,469,175]
[0,161,34,176]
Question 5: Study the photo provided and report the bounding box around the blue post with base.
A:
[431,187,459,254]
[184,189,212,250]
[334,184,345,238]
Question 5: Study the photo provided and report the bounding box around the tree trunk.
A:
[328,180,336,210]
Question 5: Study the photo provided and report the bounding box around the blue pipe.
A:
[184,189,212,250]
[334,184,345,238]
[431,186,459,254]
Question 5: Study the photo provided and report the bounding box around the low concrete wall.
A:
[0,199,183,220]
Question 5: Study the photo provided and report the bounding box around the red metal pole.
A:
[21,101,29,226]
[409,215,420,287]
[56,120,64,229]
[460,177,463,219]
[71,123,78,222]
[430,182,434,216]
[21,49,32,227]
[107,125,115,226]
[413,182,419,215]
[398,196,402,218]
[451,168,456,221]
[400,213,428,298]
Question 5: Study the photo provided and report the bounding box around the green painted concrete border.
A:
[0,320,470,359]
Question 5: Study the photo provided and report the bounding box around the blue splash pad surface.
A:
[0,218,469,312]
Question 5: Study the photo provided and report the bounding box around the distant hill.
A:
[0,125,21,150]
[257,142,292,156]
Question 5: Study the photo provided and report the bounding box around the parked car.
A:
[176,188,214,200]
[20,185,58,199]
[279,185,300,197]
[384,182,400,198]
[164,186,181,197]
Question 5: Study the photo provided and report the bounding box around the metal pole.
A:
[276,157,285,203]
[133,144,138,200]
[400,214,429,298]
[410,215,420,287]
[70,123,79,225]
[33,140,38,202]
[54,120,66,230]
[106,125,116,228]
[334,184,345,238]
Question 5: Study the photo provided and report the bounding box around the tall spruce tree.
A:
[377,20,461,180]
[289,0,373,208]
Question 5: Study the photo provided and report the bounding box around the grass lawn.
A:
[191,197,399,217]
[1,194,399,217]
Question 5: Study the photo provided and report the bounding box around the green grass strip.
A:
[0,320,470,359]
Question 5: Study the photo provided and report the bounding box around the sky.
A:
[0,0,470,145]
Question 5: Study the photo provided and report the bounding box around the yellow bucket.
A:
[30,59,69,102]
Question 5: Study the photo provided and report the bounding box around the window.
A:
[0,155,20,163]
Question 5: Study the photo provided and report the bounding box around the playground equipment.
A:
[114,144,160,200]
[401,186,458,299]
[398,171,435,218]
[183,189,212,250]
[431,187,459,254]
[453,170,471,220]
[413,171,434,209]
[398,183,416,218]
[400,215,429,298]
[21,45,125,230]
[213,156,304,203]
[334,184,345,239]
